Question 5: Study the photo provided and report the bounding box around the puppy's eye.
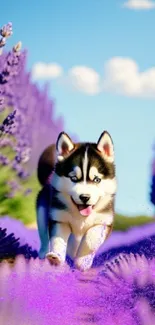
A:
[93,176,101,184]
[70,176,78,182]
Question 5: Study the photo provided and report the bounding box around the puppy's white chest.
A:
[50,203,113,235]
[70,211,114,235]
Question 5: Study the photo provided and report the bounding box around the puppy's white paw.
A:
[74,254,94,272]
[46,252,64,266]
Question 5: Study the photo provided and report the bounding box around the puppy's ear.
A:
[56,132,74,161]
[97,131,114,162]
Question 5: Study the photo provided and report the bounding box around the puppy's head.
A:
[52,131,116,217]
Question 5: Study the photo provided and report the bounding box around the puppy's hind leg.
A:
[36,185,51,259]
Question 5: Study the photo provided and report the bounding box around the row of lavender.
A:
[0,22,64,198]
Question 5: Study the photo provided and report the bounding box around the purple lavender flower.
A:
[0,216,39,249]
[5,180,22,197]
[0,154,10,165]
[13,41,22,53]
[17,169,30,179]
[15,147,31,164]
[0,226,37,260]
[24,188,32,196]
[0,97,4,106]
[0,22,13,38]
[10,162,30,180]
[0,137,14,148]
[0,109,16,134]
[0,51,21,84]
[0,37,6,48]
[5,191,15,198]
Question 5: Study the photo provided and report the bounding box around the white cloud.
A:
[31,59,155,99]
[123,0,155,10]
[68,66,100,95]
[32,62,63,80]
[102,57,155,98]
[67,60,155,98]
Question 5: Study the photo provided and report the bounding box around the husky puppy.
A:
[36,131,117,271]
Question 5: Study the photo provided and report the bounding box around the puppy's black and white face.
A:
[52,131,117,217]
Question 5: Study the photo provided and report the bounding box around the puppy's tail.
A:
[37,144,56,186]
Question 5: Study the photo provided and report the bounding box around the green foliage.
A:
[0,166,40,225]
[114,213,154,231]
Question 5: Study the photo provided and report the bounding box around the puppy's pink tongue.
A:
[78,205,92,216]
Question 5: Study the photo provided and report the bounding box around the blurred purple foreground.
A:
[0,217,155,325]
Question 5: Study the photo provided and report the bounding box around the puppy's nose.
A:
[79,194,90,204]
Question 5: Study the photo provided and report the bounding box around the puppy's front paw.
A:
[74,254,94,272]
[46,252,64,266]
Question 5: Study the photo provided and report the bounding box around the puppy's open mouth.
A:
[71,198,94,216]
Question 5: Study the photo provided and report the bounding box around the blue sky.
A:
[2,0,155,216]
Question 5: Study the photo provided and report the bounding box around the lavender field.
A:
[0,22,155,325]
[1,216,155,325]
